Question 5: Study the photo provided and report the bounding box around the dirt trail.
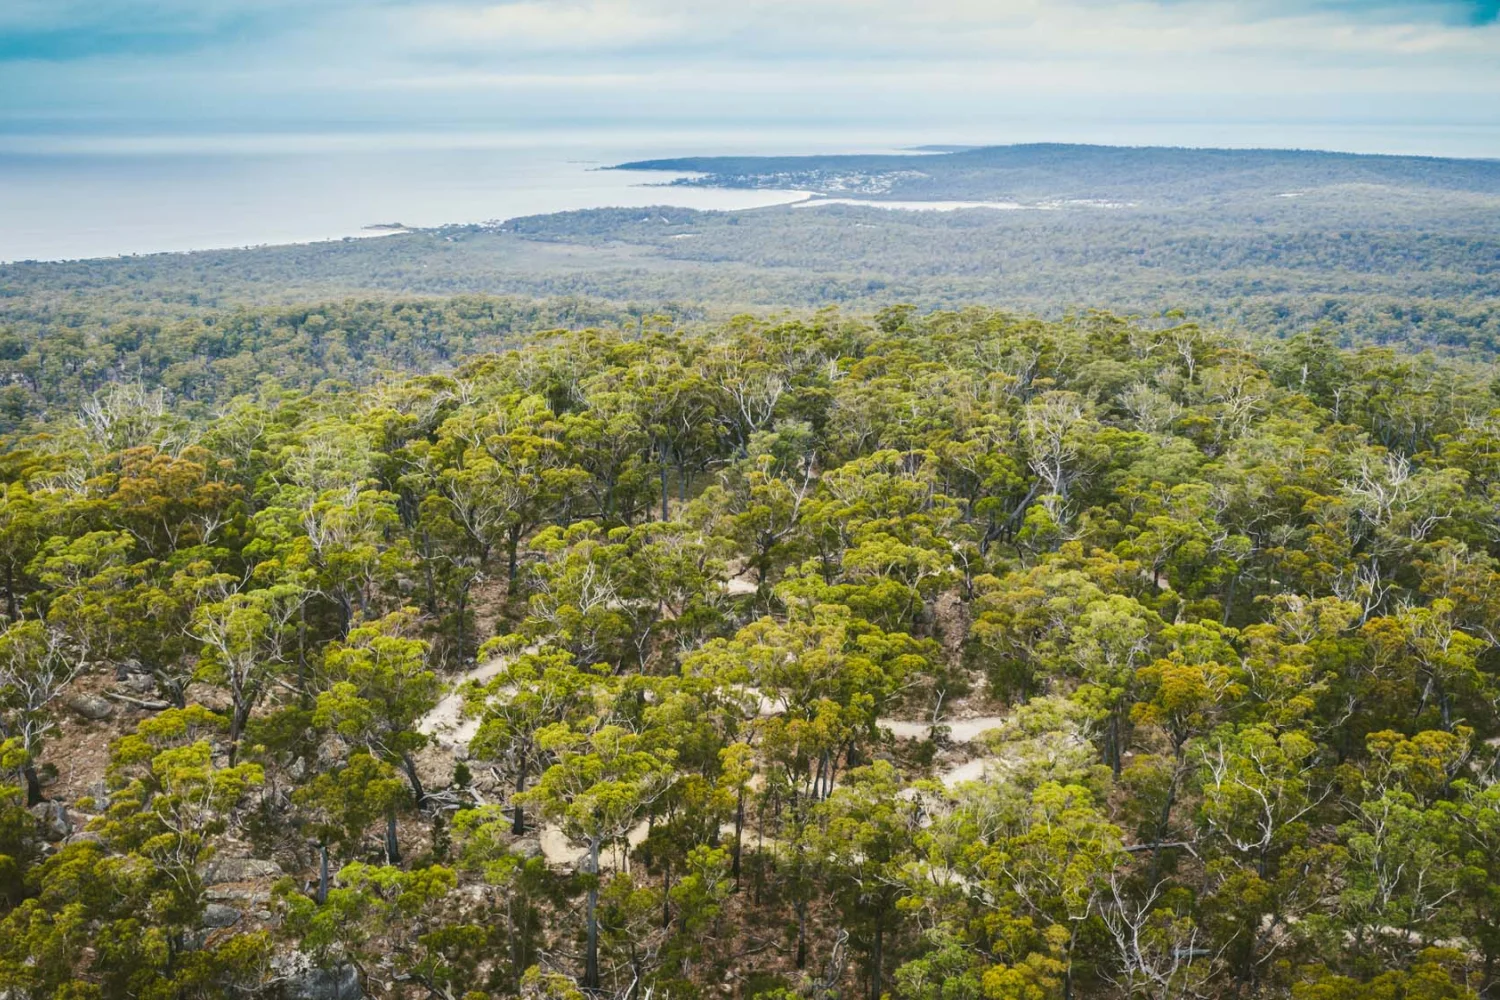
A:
[879,715,1009,788]
[426,664,1009,867]
[539,817,656,869]
[936,757,990,786]
[879,716,1007,743]
[417,648,533,749]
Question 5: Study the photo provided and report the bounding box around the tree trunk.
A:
[22,763,43,807]
[662,857,672,929]
[1148,769,1181,883]
[297,604,310,709]
[1064,928,1077,1000]
[336,594,353,639]
[401,750,427,807]
[660,459,670,522]
[1109,709,1122,779]
[754,802,765,905]
[455,581,468,667]
[796,898,808,969]
[317,842,330,904]
[732,787,744,888]
[513,761,528,835]
[585,838,602,989]
[508,894,522,979]
[507,529,521,590]
[422,530,439,616]
[386,808,401,864]
[228,701,251,766]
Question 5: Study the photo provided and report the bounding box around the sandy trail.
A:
[879,716,1007,743]
[724,577,759,597]
[881,716,1009,788]
[417,647,533,749]
[936,757,990,787]
[539,818,656,869]
[423,658,1008,866]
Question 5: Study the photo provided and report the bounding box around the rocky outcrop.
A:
[201,903,242,928]
[65,692,114,721]
[203,856,283,885]
[28,801,72,841]
[278,959,361,1000]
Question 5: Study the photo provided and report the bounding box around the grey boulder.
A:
[203,856,283,884]
[65,693,114,721]
[282,964,362,1000]
[201,903,242,928]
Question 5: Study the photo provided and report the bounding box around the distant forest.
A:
[3,142,1499,387]
[616,143,1500,203]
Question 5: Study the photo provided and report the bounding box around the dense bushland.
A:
[2,307,1499,999]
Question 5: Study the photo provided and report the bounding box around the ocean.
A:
[3,121,1498,264]
[0,134,823,263]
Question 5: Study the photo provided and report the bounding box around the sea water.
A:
[0,131,825,263]
[3,120,1497,263]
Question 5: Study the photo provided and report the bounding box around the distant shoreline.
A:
[0,225,417,267]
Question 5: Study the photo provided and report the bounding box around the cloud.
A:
[408,2,684,51]
[1291,1,1499,25]
[6,0,1497,62]
[0,0,319,60]
[0,0,1496,136]
[369,0,1500,70]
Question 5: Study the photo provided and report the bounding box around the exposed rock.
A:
[314,736,344,770]
[115,658,147,679]
[117,673,158,695]
[28,801,71,841]
[204,856,283,884]
[65,830,105,847]
[206,886,272,905]
[282,963,362,1000]
[412,744,456,792]
[510,836,544,861]
[183,682,233,712]
[85,781,110,812]
[202,903,242,928]
[65,693,114,721]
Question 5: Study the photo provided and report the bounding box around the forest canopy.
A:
[3,305,1500,999]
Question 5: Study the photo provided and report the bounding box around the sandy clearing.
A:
[879,716,1007,743]
[417,647,534,749]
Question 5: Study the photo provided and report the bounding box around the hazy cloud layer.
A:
[1,0,1496,141]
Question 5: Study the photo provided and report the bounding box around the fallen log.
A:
[104,691,171,711]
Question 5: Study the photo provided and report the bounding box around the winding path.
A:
[417,654,1009,867]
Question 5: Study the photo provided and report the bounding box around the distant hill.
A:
[616,142,1500,204]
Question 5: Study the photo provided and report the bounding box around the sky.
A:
[2,1,1499,153]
